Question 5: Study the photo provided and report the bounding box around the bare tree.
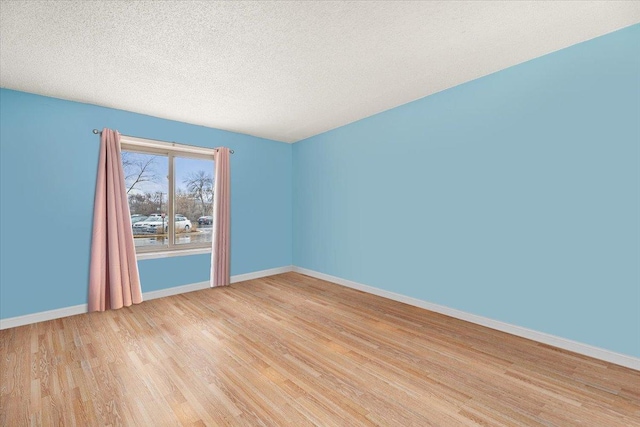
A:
[128,192,164,216]
[183,170,213,216]
[122,152,159,194]
[175,189,201,221]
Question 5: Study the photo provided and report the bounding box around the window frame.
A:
[120,135,216,258]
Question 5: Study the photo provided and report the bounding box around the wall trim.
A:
[231,265,293,283]
[292,266,640,371]
[0,265,293,330]
[143,280,211,301]
[0,304,89,330]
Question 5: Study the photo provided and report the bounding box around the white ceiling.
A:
[1,1,639,143]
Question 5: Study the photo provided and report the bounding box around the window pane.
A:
[174,156,215,245]
[123,150,169,249]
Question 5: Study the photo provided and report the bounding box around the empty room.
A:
[1,1,639,426]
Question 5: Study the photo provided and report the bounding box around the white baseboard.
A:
[231,265,293,283]
[0,265,293,330]
[292,266,640,371]
[0,303,89,330]
[143,280,211,301]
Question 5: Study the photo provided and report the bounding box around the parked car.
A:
[174,215,192,231]
[131,214,148,224]
[198,215,213,225]
[133,214,191,234]
[133,219,155,234]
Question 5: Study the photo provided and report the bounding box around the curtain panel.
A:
[88,128,143,311]
[210,147,231,287]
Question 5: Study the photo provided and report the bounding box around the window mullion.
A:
[168,154,175,248]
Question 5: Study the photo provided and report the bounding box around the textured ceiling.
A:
[1,1,639,143]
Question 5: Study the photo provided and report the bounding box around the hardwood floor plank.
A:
[1,272,638,426]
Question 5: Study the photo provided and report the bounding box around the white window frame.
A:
[120,135,215,259]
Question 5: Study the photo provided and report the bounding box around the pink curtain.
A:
[88,128,143,311]
[210,147,231,287]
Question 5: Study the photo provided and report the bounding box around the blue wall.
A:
[293,25,640,357]
[0,90,292,319]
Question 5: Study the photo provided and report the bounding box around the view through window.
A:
[122,138,215,253]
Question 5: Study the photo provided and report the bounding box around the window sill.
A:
[136,247,212,260]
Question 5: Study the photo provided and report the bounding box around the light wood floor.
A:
[1,272,639,426]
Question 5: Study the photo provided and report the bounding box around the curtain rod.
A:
[92,129,234,154]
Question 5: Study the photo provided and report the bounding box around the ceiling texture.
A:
[1,1,639,143]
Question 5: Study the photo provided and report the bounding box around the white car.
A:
[132,215,192,234]
[174,215,192,231]
[131,214,148,224]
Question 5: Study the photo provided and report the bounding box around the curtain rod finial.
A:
[92,129,100,134]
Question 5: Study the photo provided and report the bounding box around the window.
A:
[121,135,215,256]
